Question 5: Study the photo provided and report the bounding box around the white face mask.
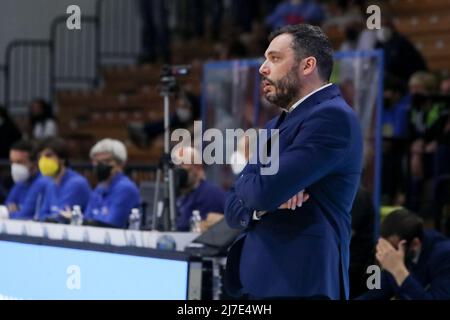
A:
[229,151,248,175]
[376,27,393,43]
[11,163,30,183]
[176,108,192,122]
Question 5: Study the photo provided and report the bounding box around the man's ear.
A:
[411,237,422,250]
[302,57,317,76]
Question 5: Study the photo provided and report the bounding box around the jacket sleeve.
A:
[224,187,255,230]
[235,107,354,212]
[396,254,450,300]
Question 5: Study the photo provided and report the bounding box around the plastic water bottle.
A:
[190,210,202,233]
[128,208,141,230]
[71,205,83,226]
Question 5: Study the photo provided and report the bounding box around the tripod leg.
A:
[152,168,162,230]
[168,167,177,231]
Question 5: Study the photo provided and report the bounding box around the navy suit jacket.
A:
[224,84,363,299]
[357,230,450,300]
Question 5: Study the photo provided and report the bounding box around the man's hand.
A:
[376,238,410,286]
[7,203,18,213]
[59,207,73,220]
[278,190,310,210]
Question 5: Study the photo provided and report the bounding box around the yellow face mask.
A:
[38,156,60,177]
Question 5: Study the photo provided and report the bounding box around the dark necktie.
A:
[274,110,288,129]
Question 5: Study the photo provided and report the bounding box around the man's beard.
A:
[263,66,300,108]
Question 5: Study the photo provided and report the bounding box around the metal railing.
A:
[2,0,144,110]
[4,40,52,114]
[0,65,6,107]
[51,16,99,90]
[97,0,142,65]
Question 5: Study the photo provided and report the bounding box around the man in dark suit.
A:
[224,24,363,299]
[357,209,450,300]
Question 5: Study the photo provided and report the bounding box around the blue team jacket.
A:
[5,173,51,220]
[38,168,92,221]
[84,173,140,228]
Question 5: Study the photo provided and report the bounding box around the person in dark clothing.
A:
[357,209,450,300]
[138,0,171,64]
[375,15,427,88]
[128,90,200,148]
[0,106,22,159]
[28,99,58,139]
[349,187,376,298]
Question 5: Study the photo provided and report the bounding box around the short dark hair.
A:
[37,137,68,165]
[269,24,334,81]
[11,140,37,161]
[381,209,424,243]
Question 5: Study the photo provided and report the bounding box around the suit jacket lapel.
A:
[277,84,341,134]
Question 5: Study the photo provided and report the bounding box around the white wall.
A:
[0,0,96,65]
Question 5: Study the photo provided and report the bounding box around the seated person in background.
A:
[83,139,140,229]
[128,90,200,148]
[375,11,427,88]
[4,140,50,220]
[408,72,448,210]
[357,209,450,300]
[172,146,226,231]
[37,137,91,223]
[29,99,58,139]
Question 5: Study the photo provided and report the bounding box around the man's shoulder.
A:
[199,180,225,197]
[66,170,90,189]
[426,231,450,266]
[114,175,139,194]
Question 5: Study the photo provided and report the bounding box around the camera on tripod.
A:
[160,65,191,95]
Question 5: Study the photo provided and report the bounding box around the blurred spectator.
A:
[265,0,325,31]
[408,72,448,211]
[139,0,171,64]
[375,13,427,88]
[231,0,259,34]
[172,146,226,231]
[357,209,450,300]
[29,99,58,139]
[381,77,410,204]
[36,137,91,223]
[84,139,141,229]
[0,106,22,159]
[349,186,376,298]
[128,90,200,148]
[441,77,450,95]
[3,140,50,220]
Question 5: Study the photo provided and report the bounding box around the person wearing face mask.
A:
[357,209,450,300]
[0,106,22,160]
[374,13,427,88]
[128,90,200,148]
[83,139,140,229]
[3,140,51,220]
[173,146,226,232]
[36,138,91,223]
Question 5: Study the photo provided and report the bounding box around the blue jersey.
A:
[176,180,225,231]
[5,173,51,220]
[38,168,92,221]
[84,173,141,228]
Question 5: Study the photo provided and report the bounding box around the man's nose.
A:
[259,60,270,76]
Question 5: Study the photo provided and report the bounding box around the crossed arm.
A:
[225,108,352,229]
